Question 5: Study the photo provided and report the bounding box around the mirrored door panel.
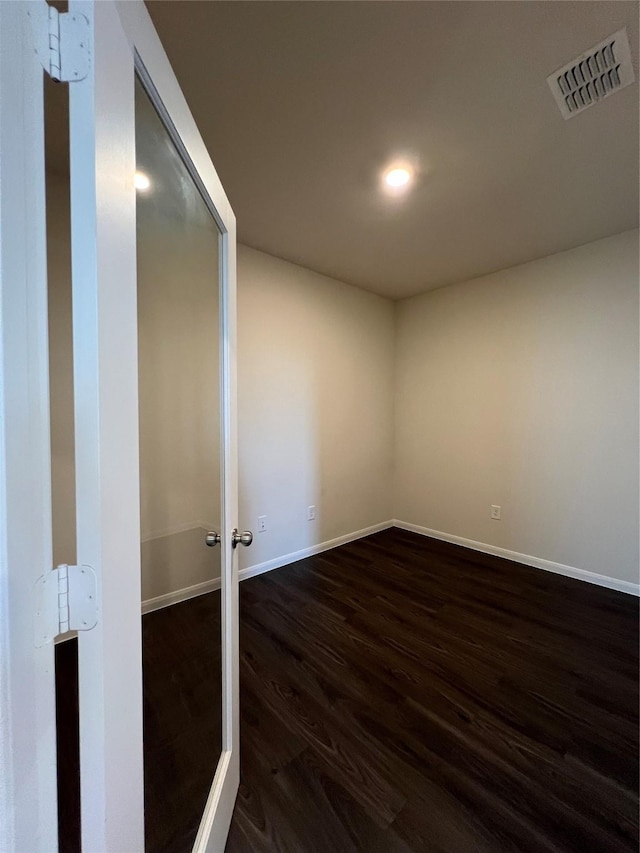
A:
[135,76,223,852]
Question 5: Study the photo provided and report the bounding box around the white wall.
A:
[137,209,221,602]
[394,229,640,585]
[48,169,638,595]
[237,245,396,570]
[47,194,396,596]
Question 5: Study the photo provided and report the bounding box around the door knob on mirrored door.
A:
[205,531,221,547]
[231,528,253,548]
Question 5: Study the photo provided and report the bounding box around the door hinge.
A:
[34,564,98,647]
[28,2,90,83]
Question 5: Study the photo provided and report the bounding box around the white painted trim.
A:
[238,521,394,583]
[142,578,221,615]
[193,749,236,853]
[77,512,640,632]
[138,516,639,625]
[393,520,640,596]
[69,3,145,849]
[0,4,58,848]
[115,3,240,848]
[138,521,395,616]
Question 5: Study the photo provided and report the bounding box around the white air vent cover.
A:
[547,28,635,119]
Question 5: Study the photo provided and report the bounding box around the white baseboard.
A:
[140,520,394,614]
[393,519,640,597]
[142,577,221,614]
[63,517,639,635]
[238,520,394,584]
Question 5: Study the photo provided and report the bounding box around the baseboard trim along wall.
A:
[237,520,394,583]
[141,577,221,615]
[62,516,638,636]
[393,519,640,597]
[140,520,395,614]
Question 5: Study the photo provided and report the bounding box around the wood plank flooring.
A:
[226,528,638,852]
[55,593,223,853]
[142,592,223,853]
[56,527,639,852]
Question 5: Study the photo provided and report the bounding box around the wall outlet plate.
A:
[490,505,501,520]
[258,515,267,532]
[307,505,316,521]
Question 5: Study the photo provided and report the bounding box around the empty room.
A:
[1,2,638,853]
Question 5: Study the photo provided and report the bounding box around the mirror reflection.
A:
[135,76,223,853]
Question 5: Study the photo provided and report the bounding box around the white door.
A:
[0,2,241,851]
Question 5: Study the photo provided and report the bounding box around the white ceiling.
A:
[145,1,639,299]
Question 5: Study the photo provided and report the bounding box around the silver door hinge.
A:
[34,564,97,647]
[28,2,90,83]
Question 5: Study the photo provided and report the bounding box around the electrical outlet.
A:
[490,505,501,520]
[307,505,316,521]
[258,515,267,533]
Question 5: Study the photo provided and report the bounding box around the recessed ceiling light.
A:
[134,170,151,191]
[384,167,412,189]
[381,161,416,197]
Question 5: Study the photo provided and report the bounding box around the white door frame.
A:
[0,1,239,850]
[72,2,240,849]
[0,3,58,850]
[68,2,144,849]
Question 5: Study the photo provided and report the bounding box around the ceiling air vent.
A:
[547,28,635,119]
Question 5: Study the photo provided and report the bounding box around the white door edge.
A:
[0,2,58,850]
[69,1,240,850]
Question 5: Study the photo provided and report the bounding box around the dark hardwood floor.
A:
[142,591,223,853]
[226,528,638,853]
[57,527,639,852]
[55,636,81,852]
[56,593,223,853]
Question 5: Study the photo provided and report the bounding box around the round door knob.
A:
[231,528,253,548]
[205,531,221,547]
